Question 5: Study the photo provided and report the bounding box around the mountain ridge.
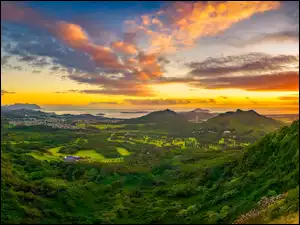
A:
[200,109,284,134]
[1,103,41,111]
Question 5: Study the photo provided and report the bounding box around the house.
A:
[224,130,231,134]
[63,156,82,162]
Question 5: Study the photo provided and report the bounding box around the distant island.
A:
[96,113,105,116]
[120,111,149,114]
[1,103,41,111]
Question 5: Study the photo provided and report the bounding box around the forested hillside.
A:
[200,109,283,135]
[1,121,298,224]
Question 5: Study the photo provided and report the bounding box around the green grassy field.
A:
[27,152,57,161]
[75,123,86,128]
[109,133,199,149]
[48,146,63,156]
[91,124,126,130]
[116,147,131,156]
[29,146,124,163]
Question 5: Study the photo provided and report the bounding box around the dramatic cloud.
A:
[136,52,163,80]
[199,71,299,91]
[66,71,156,96]
[160,69,299,92]
[171,53,299,92]
[1,1,166,96]
[127,1,281,53]
[2,6,138,76]
[2,25,98,73]
[124,98,216,105]
[54,81,155,96]
[79,87,154,96]
[111,41,138,55]
[186,53,299,77]
[52,22,127,73]
[2,1,296,99]
[1,90,15,95]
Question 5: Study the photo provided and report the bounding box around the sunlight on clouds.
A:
[1,92,120,105]
[1,1,298,114]
[151,83,298,99]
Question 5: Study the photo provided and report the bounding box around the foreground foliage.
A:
[1,120,298,224]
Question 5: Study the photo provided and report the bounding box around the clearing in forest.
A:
[29,147,124,163]
[116,147,131,156]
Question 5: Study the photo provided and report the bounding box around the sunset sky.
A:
[1,1,299,114]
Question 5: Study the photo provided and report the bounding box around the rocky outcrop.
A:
[233,193,287,224]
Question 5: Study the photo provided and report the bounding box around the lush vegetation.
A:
[1,111,298,224]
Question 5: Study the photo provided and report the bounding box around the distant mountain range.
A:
[0,105,290,135]
[1,103,41,111]
[121,109,184,124]
[120,108,284,136]
[122,108,217,124]
[1,107,119,122]
[120,111,149,114]
[1,108,50,117]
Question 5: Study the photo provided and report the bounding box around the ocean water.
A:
[41,108,150,119]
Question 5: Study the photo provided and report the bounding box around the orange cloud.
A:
[171,1,281,45]
[54,22,89,44]
[111,41,138,55]
[126,57,138,65]
[2,2,166,82]
[135,71,151,80]
[200,71,299,91]
[1,3,125,72]
[130,1,281,53]
[138,53,157,65]
[138,52,163,78]
[79,83,155,96]
[141,15,151,26]
[152,18,163,28]
[50,22,129,71]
